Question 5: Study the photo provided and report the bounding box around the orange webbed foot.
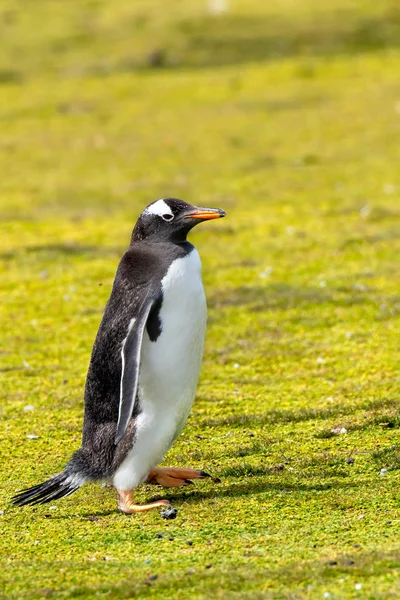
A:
[146,467,210,487]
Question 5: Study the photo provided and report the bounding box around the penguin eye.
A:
[162,214,174,222]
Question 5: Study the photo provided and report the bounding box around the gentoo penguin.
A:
[12,198,225,514]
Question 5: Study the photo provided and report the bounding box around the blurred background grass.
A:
[0,0,399,220]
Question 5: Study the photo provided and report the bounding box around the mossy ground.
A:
[1,1,400,598]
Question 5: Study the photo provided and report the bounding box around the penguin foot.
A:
[117,489,170,514]
[146,467,210,487]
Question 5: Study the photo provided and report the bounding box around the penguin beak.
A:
[184,207,226,221]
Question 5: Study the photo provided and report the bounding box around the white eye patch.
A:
[145,199,173,219]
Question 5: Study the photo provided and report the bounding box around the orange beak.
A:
[184,207,226,221]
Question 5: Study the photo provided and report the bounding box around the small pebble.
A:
[331,426,347,435]
[23,405,34,411]
[346,457,355,465]
[26,434,39,440]
[355,583,362,590]
[160,506,178,520]
[268,464,285,472]
[148,575,158,581]
[147,50,166,68]
[259,266,273,279]
[380,468,388,476]
[360,205,371,218]
[0,510,4,516]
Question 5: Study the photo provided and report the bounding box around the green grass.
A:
[1,0,400,598]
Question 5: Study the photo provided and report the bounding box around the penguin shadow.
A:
[38,478,359,520]
[149,478,359,506]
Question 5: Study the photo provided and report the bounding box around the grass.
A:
[1,0,400,598]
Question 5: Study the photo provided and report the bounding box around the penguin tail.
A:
[11,471,86,507]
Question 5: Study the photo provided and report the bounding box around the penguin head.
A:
[132,198,225,243]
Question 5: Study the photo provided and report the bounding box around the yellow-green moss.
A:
[1,1,400,598]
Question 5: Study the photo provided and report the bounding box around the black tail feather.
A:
[11,473,81,507]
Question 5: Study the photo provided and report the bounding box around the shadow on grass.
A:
[0,365,26,373]
[43,478,359,520]
[5,5,399,83]
[0,243,122,261]
[201,405,346,429]
[174,8,400,68]
[200,398,398,429]
[76,7,400,76]
[372,445,400,469]
[314,399,400,437]
[209,283,372,313]
[150,478,358,506]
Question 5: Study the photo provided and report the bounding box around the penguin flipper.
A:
[115,294,156,445]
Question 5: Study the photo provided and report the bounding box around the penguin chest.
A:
[114,250,207,490]
[140,249,207,432]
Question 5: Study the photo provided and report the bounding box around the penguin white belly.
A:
[113,249,207,490]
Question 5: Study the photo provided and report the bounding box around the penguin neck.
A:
[130,228,191,246]
[129,233,194,255]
